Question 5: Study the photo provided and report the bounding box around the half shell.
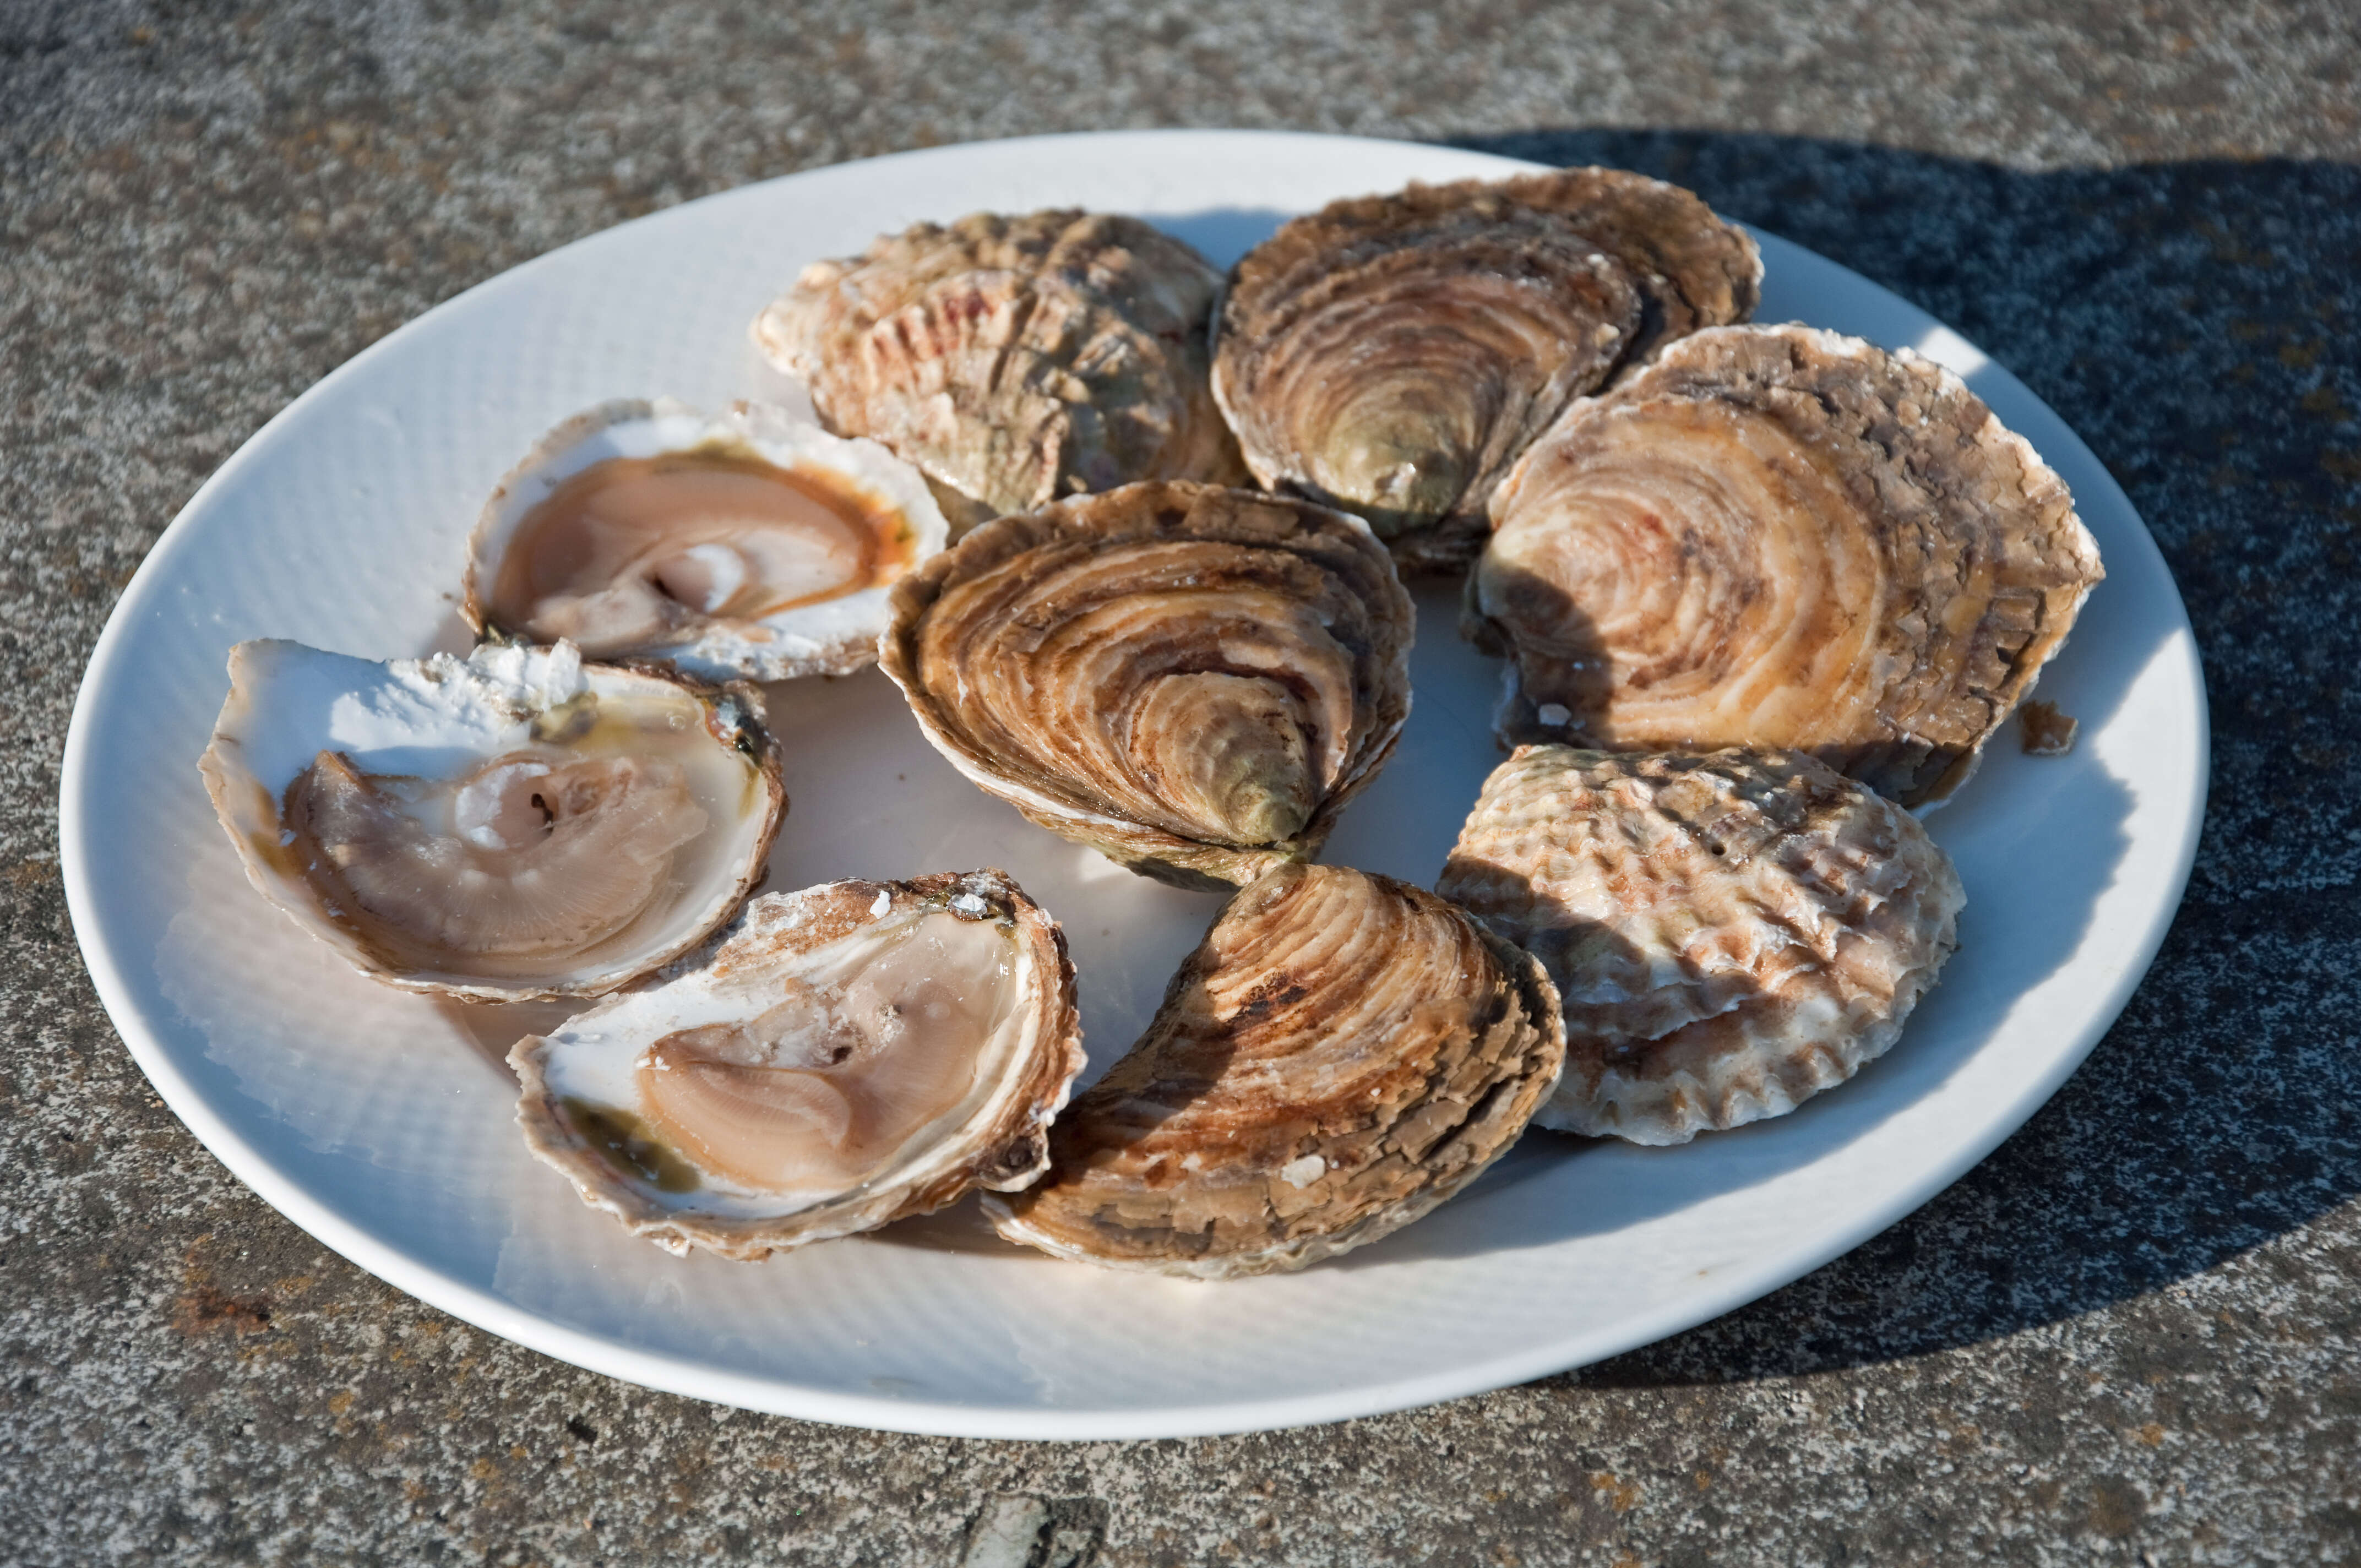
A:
[1214,167,1761,573]
[463,399,948,682]
[198,639,784,1001]
[753,210,1249,522]
[512,870,1084,1260]
[986,863,1563,1278]
[879,481,1415,889]
[1470,324,2105,806]
[1437,745,1962,1145]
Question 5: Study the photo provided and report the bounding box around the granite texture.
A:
[5,1,2360,1562]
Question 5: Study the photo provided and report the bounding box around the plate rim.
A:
[59,127,2210,1440]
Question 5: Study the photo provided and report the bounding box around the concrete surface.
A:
[5,1,2359,1562]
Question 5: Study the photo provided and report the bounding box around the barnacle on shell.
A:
[1469,324,2104,807]
[1437,745,1962,1145]
[1212,168,1760,573]
[986,863,1564,1278]
[879,481,1414,889]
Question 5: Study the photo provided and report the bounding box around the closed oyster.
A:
[879,481,1415,889]
[1213,167,1760,573]
[198,640,783,1001]
[986,863,1563,1278]
[463,399,948,682]
[512,870,1083,1261]
[753,210,1248,523]
[1437,745,1962,1145]
[1470,324,2104,806]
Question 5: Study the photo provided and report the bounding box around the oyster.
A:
[1212,167,1761,573]
[752,210,1249,522]
[512,870,1083,1260]
[1471,324,2105,806]
[986,863,1563,1278]
[1437,745,1962,1145]
[198,639,784,1001]
[879,481,1415,889]
[463,399,948,682]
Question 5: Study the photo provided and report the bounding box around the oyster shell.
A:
[986,863,1563,1278]
[1213,167,1761,573]
[1470,324,2105,806]
[512,870,1083,1261]
[753,210,1249,521]
[879,481,1415,889]
[198,639,784,1001]
[1437,745,1962,1145]
[463,399,948,682]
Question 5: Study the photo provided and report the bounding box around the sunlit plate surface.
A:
[62,131,2205,1439]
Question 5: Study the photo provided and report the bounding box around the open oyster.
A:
[463,399,948,682]
[512,870,1083,1260]
[987,863,1562,1278]
[880,481,1415,889]
[1470,324,2105,807]
[1438,745,1962,1145]
[753,210,1249,525]
[1212,167,1760,573]
[198,639,784,1001]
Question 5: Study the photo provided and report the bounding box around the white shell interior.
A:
[200,639,776,996]
[467,399,949,682]
[529,889,1051,1221]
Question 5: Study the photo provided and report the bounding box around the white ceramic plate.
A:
[61,131,2206,1440]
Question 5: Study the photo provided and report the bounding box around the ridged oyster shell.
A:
[1213,167,1761,573]
[986,863,1563,1278]
[1437,745,1962,1145]
[880,481,1415,890]
[512,870,1084,1261]
[197,640,784,1001]
[753,210,1249,523]
[1471,324,2105,806]
[463,399,948,683]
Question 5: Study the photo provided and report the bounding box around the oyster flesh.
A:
[987,863,1563,1278]
[879,481,1415,889]
[1437,745,1962,1145]
[1213,167,1761,573]
[752,210,1248,524]
[198,639,784,1001]
[1471,324,2105,806]
[512,870,1083,1260]
[463,399,948,682]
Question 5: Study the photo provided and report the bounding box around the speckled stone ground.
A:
[5,2,2359,1563]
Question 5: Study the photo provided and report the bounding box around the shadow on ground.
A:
[1430,130,2361,1384]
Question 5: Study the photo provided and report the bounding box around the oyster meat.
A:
[512,870,1084,1260]
[753,210,1249,525]
[464,399,948,682]
[198,639,784,1001]
[1437,745,1962,1145]
[1213,167,1761,573]
[987,863,1563,1278]
[880,481,1415,889]
[1471,324,2106,806]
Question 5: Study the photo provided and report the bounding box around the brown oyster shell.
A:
[752,210,1249,521]
[985,863,1564,1278]
[1470,323,2105,807]
[879,481,1415,890]
[512,870,1084,1262]
[1437,745,1962,1146]
[1212,167,1761,573]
